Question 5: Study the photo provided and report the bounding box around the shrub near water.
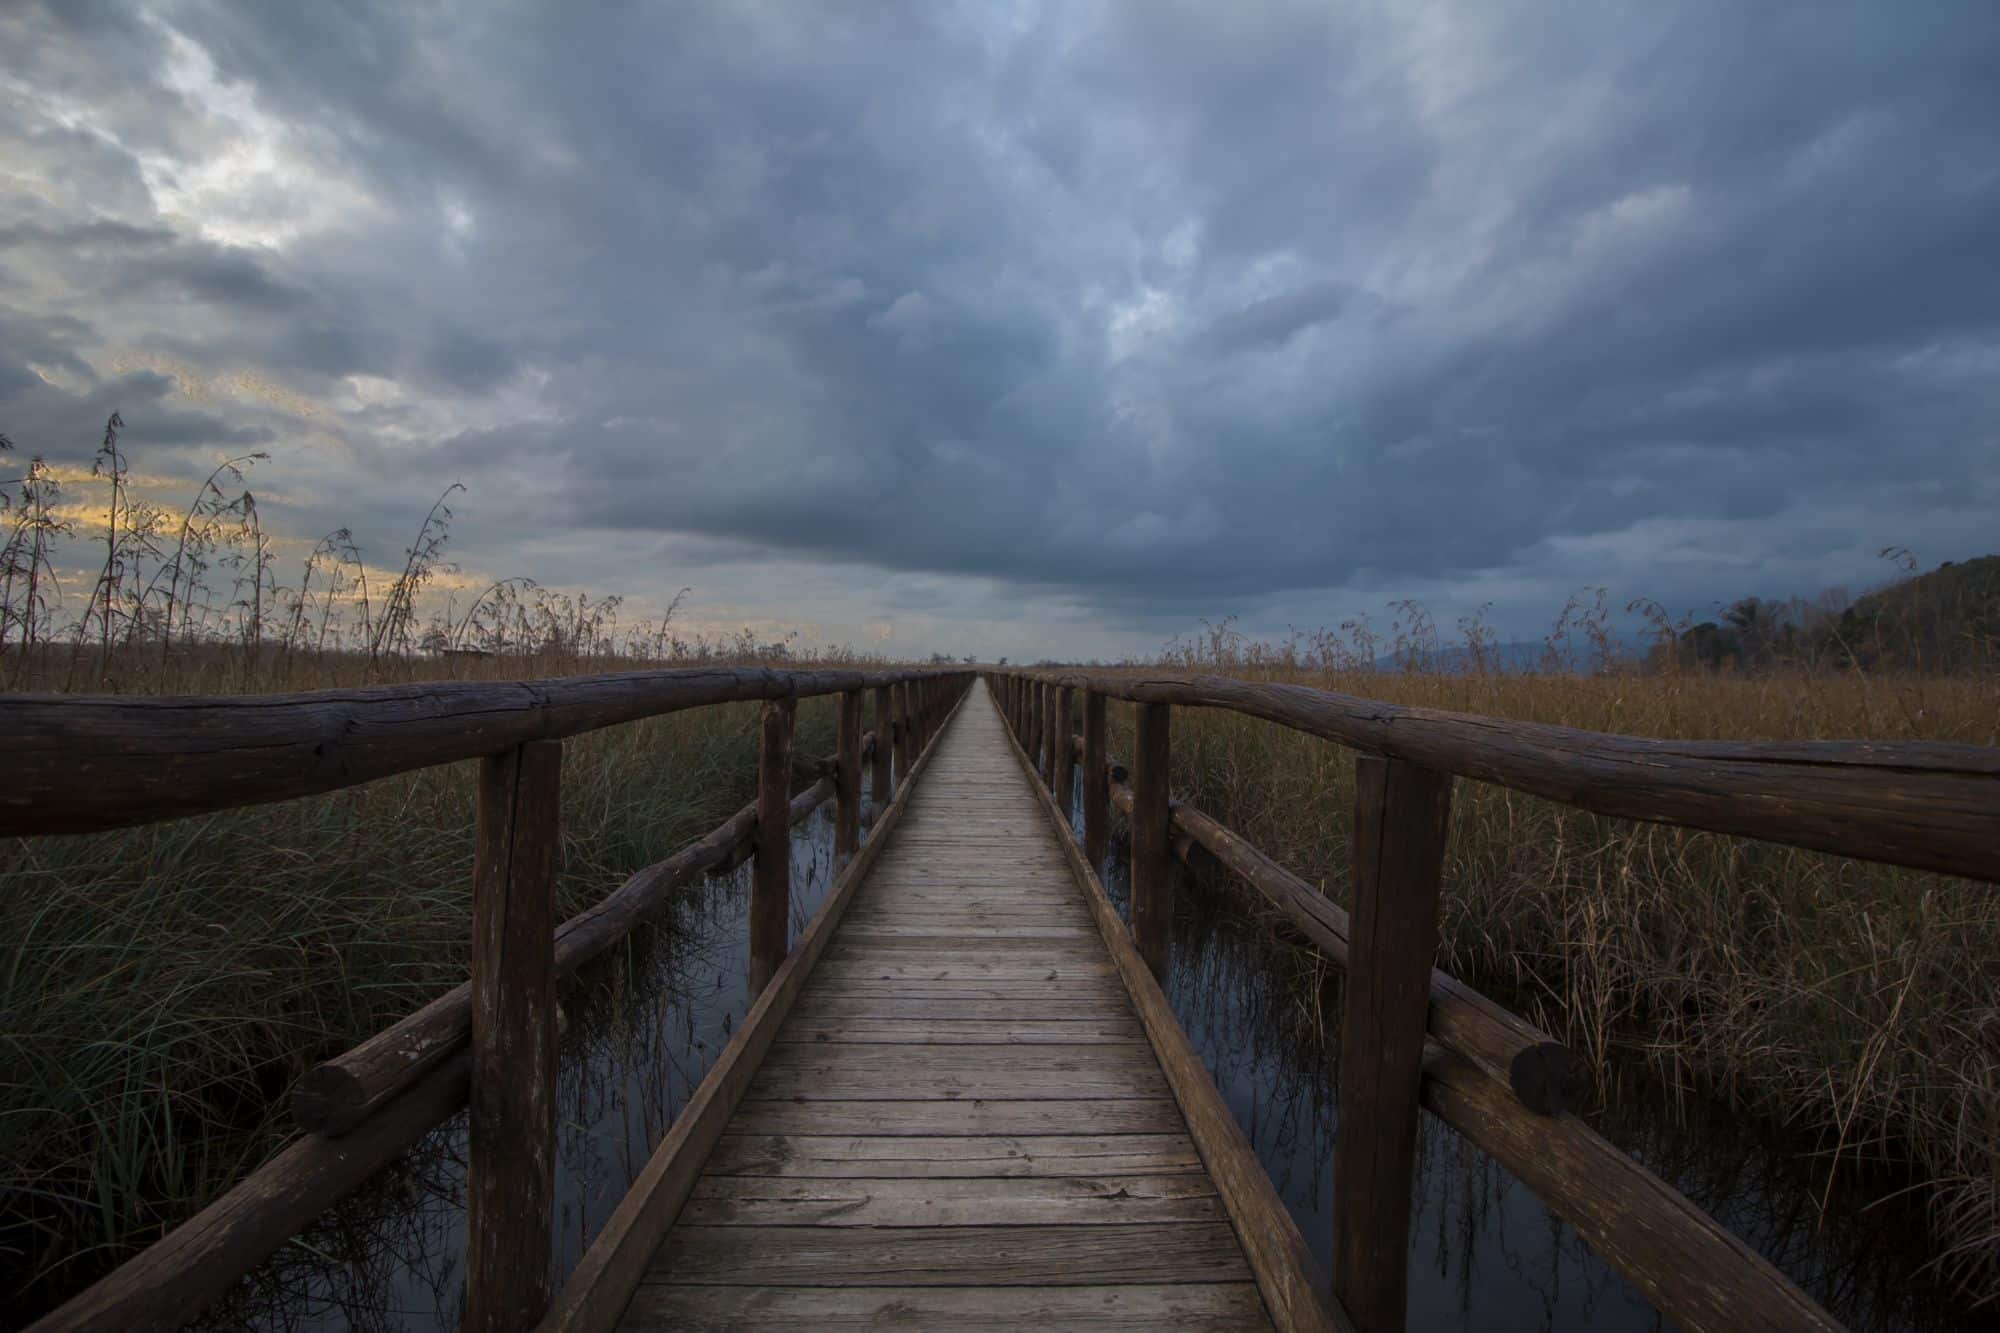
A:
[0,652,840,1309]
[1118,634,2000,1301]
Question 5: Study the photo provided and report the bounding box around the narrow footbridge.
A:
[12,665,1997,1331]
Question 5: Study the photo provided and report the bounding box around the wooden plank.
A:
[621,1282,1268,1330]
[773,1018,1145,1044]
[787,997,1146,1022]
[728,1098,1188,1137]
[679,1174,1226,1227]
[467,738,561,1332]
[704,1134,1202,1178]
[540,683,972,1332]
[756,1043,1158,1073]
[746,1064,1164,1103]
[810,958,1118,980]
[834,924,1100,942]
[648,1224,1254,1287]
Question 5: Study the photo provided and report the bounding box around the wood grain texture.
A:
[622,1282,1268,1330]
[703,1134,1202,1177]
[834,689,862,858]
[3,666,965,837]
[1331,755,1451,1333]
[650,1224,1253,1286]
[467,740,562,1332]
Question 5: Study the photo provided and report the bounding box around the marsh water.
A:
[209,770,1977,1331]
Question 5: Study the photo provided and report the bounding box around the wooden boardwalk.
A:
[620,681,1274,1329]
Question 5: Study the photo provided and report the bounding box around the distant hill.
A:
[1656,555,2000,673]
[1832,555,2000,671]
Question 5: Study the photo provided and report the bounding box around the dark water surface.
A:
[211,766,1975,1330]
[208,800,852,1331]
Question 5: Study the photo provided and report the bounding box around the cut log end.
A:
[291,1066,368,1137]
[1509,1041,1589,1116]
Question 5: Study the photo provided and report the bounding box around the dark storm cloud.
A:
[3,0,1997,648]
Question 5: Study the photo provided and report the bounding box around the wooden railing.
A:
[984,667,2000,1333]
[7,667,975,1333]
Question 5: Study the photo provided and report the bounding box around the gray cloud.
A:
[2,0,1996,656]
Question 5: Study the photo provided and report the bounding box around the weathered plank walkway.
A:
[621,681,1274,1329]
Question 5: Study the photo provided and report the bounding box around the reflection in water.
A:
[212,763,1972,1331]
[1076,760,1974,1333]
[209,792,857,1332]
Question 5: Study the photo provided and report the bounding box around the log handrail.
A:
[1000,666,2000,884]
[0,665,966,837]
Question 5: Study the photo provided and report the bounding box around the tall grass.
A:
[0,645,847,1309]
[1124,622,2000,1301]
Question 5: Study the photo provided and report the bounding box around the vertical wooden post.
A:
[1333,754,1453,1333]
[1130,702,1173,981]
[466,739,561,1333]
[1038,683,1054,783]
[892,681,911,791]
[1082,691,1108,869]
[1024,682,1040,775]
[748,697,794,997]
[872,684,893,813]
[835,688,862,859]
[1052,686,1074,815]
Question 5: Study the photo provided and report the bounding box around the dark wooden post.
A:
[1023,681,1039,772]
[466,739,561,1333]
[872,684,893,812]
[892,681,911,791]
[1130,702,1173,980]
[1333,754,1454,1333]
[835,688,862,859]
[1037,683,1052,782]
[748,697,794,996]
[1082,691,1108,868]
[1052,686,1075,815]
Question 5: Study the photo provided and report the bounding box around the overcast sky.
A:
[5,1,1997,661]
